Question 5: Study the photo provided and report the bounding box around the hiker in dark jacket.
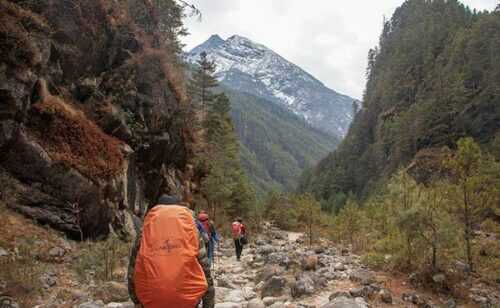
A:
[127,195,214,308]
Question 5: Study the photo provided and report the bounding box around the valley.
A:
[0,0,499,307]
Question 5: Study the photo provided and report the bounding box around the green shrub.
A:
[73,235,131,283]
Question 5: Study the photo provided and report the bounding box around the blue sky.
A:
[182,0,498,99]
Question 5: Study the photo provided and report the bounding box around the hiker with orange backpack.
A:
[127,195,215,308]
[197,210,219,266]
[231,218,247,261]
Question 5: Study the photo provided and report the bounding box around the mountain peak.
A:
[189,34,225,55]
[207,34,225,45]
[187,35,355,137]
[227,34,251,43]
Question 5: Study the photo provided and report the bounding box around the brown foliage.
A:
[0,1,49,68]
[137,47,188,105]
[30,80,124,180]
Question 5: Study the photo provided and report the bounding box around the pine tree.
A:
[188,52,218,109]
[188,54,255,221]
[445,137,500,272]
[294,194,323,247]
[186,52,219,152]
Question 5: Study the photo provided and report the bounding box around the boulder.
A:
[267,252,290,267]
[262,297,281,306]
[312,273,328,288]
[242,286,257,300]
[106,303,134,308]
[349,286,375,299]
[379,289,392,304]
[67,289,91,302]
[224,290,245,303]
[49,247,65,258]
[271,231,286,240]
[432,273,446,284]
[255,239,267,246]
[301,255,318,271]
[218,276,237,289]
[333,262,346,271]
[0,248,9,257]
[215,287,232,303]
[247,298,265,308]
[445,298,457,308]
[79,301,105,308]
[0,296,19,308]
[349,270,375,285]
[39,271,57,288]
[261,276,287,298]
[255,265,283,284]
[0,279,6,294]
[291,275,315,298]
[329,291,352,301]
[322,296,368,308]
[314,246,326,254]
[402,292,430,306]
[214,303,242,308]
[256,245,276,256]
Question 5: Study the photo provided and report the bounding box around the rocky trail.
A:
[2,219,498,308]
[210,224,459,308]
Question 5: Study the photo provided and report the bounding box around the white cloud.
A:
[182,0,498,99]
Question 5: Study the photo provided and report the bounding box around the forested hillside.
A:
[300,0,500,207]
[227,88,339,195]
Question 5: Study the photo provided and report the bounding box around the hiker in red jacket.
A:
[231,218,247,261]
[197,210,219,266]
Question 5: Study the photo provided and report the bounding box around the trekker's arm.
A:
[197,228,210,270]
[197,228,213,279]
[128,228,142,305]
[197,228,214,306]
[210,223,219,243]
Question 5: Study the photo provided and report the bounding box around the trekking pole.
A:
[212,243,217,280]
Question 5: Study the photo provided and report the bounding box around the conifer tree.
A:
[444,137,499,272]
[295,194,323,247]
[188,52,218,109]
[188,53,255,221]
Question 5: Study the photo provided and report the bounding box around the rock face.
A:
[0,0,194,239]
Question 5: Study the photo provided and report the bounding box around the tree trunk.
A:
[407,236,413,268]
[309,220,313,247]
[463,181,473,273]
[432,242,437,271]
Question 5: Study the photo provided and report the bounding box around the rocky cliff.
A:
[0,0,196,239]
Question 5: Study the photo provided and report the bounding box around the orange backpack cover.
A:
[134,205,208,308]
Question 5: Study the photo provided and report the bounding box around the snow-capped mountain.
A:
[186,34,356,137]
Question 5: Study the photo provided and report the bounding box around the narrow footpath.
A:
[212,223,463,308]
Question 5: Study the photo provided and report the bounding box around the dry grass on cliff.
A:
[31,87,124,180]
[135,47,188,106]
[0,1,50,68]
